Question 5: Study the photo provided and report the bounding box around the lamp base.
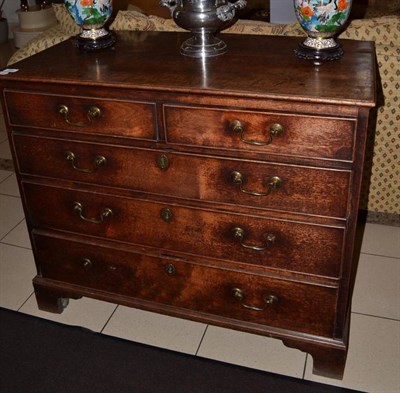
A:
[294,42,343,66]
[74,32,116,51]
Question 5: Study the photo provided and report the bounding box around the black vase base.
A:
[181,35,227,58]
[294,42,343,66]
[74,33,116,51]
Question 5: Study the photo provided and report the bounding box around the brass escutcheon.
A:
[156,154,170,170]
[161,208,173,223]
[82,258,92,269]
[165,263,177,276]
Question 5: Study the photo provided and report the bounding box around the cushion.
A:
[52,3,81,35]
[340,15,400,212]
[110,11,305,36]
[109,10,158,31]
[340,15,400,46]
[7,25,72,65]
[225,19,304,36]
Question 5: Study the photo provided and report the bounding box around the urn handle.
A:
[216,0,247,22]
[159,0,179,15]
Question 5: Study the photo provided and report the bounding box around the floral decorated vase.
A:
[64,0,115,50]
[293,0,352,63]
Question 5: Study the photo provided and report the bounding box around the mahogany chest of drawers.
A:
[0,32,376,379]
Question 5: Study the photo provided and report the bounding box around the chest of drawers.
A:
[0,32,376,379]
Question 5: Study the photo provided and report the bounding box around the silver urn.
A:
[160,0,247,57]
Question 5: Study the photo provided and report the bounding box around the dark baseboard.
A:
[363,210,399,227]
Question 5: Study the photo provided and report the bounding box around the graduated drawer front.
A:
[24,183,344,278]
[33,233,337,337]
[164,105,355,161]
[14,135,350,218]
[4,91,156,140]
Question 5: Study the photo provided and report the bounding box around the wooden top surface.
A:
[0,31,376,106]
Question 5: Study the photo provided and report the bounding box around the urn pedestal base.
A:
[181,33,227,58]
[294,41,343,66]
[74,32,116,51]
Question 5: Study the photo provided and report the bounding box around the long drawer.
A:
[164,105,356,161]
[14,135,350,218]
[33,232,337,337]
[5,91,157,140]
[24,183,344,278]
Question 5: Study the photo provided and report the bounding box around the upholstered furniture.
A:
[6,4,399,222]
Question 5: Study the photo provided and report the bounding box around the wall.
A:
[270,0,296,23]
[3,1,49,37]
[3,1,21,37]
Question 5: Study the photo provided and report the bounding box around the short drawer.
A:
[5,91,156,140]
[24,183,345,278]
[14,135,350,217]
[33,233,337,337]
[164,105,356,161]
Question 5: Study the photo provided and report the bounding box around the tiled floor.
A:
[0,106,399,392]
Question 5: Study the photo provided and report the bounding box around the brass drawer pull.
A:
[230,120,284,146]
[231,171,282,196]
[65,151,107,173]
[232,288,278,311]
[73,201,113,224]
[58,104,101,127]
[232,227,276,251]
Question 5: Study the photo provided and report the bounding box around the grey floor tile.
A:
[0,243,36,310]
[0,173,19,196]
[20,295,117,333]
[103,305,207,355]
[0,194,24,240]
[0,169,12,182]
[361,223,400,258]
[0,131,7,143]
[197,325,306,378]
[0,139,12,160]
[2,219,31,249]
[352,253,400,320]
[304,313,400,393]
